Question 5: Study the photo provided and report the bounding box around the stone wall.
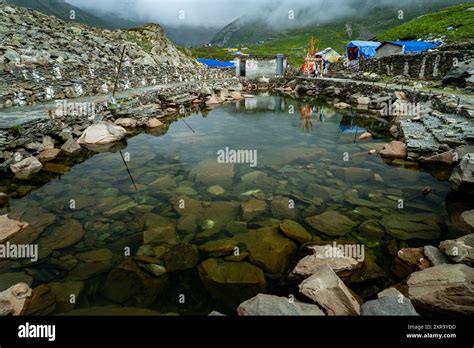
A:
[359,46,474,80]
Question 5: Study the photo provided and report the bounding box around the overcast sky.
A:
[65,0,462,28]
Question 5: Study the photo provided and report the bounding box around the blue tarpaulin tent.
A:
[346,41,381,60]
[384,41,440,54]
[196,58,236,68]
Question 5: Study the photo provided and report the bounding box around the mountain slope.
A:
[210,0,471,48]
[5,0,140,29]
[378,3,474,41]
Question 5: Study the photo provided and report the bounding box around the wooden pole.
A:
[112,45,127,99]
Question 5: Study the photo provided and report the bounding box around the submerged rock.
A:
[279,219,312,243]
[299,264,360,316]
[333,167,374,183]
[189,159,234,188]
[21,284,56,315]
[439,233,474,266]
[199,239,238,257]
[163,243,199,271]
[207,185,225,196]
[241,198,267,221]
[198,258,266,307]
[407,264,474,315]
[69,248,114,280]
[38,219,84,257]
[10,157,43,179]
[77,122,127,145]
[305,211,358,236]
[102,258,168,307]
[235,227,297,276]
[237,293,324,316]
[271,196,297,220]
[47,281,84,313]
[380,213,441,240]
[143,223,178,246]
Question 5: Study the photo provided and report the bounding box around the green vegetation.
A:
[11,124,23,135]
[378,3,474,41]
[126,31,154,52]
[198,1,472,66]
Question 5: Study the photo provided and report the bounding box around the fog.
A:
[66,0,462,28]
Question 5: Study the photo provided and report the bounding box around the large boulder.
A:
[305,211,358,236]
[237,294,324,316]
[10,157,43,179]
[198,258,266,308]
[423,245,451,266]
[439,233,474,266]
[77,122,127,145]
[380,213,441,240]
[361,287,418,316]
[0,283,32,316]
[299,264,360,315]
[407,264,474,315]
[449,153,474,194]
[392,247,431,279]
[379,141,407,159]
[289,244,363,280]
[0,215,29,243]
[234,227,297,276]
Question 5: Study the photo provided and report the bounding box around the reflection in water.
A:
[0,95,462,316]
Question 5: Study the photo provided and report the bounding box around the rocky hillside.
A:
[0,3,213,110]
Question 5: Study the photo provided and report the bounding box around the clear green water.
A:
[0,96,453,315]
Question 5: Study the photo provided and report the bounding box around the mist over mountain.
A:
[5,0,471,47]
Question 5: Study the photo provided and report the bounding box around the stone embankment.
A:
[0,3,230,110]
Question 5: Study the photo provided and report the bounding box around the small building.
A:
[375,41,440,58]
[346,41,381,61]
[235,54,287,78]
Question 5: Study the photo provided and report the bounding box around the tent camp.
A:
[346,41,381,61]
[196,58,236,68]
[375,41,441,58]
